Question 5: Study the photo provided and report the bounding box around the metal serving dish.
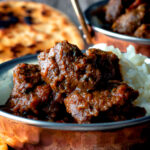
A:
[84,0,150,56]
[0,55,150,149]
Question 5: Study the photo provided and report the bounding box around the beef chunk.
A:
[112,4,146,35]
[38,41,101,95]
[105,0,123,23]
[7,64,52,117]
[91,104,146,123]
[64,81,139,123]
[8,84,51,115]
[48,102,75,123]
[86,49,122,82]
[38,41,122,97]
[12,63,42,95]
[134,24,150,38]
[105,0,134,23]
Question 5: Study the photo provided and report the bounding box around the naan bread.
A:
[0,1,84,63]
[0,138,8,150]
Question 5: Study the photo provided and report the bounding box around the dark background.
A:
[24,0,100,25]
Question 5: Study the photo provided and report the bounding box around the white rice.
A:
[90,43,150,115]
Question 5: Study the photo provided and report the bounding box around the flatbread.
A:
[0,1,84,63]
[0,138,8,150]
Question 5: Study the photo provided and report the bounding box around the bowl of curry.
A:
[0,41,150,150]
[84,0,150,57]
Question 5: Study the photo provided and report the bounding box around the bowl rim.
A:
[84,0,150,45]
[0,54,150,131]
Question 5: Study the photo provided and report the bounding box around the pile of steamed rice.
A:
[90,44,150,115]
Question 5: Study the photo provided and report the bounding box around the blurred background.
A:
[10,0,100,25]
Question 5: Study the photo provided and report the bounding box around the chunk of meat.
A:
[48,102,75,123]
[64,81,139,123]
[8,84,52,115]
[112,4,146,35]
[91,103,146,123]
[134,24,150,38]
[12,63,42,95]
[105,0,134,23]
[7,64,52,117]
[105,0,122,23]
[86,49,122,82]
[38,41,122,96]
[38,41,101,95]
